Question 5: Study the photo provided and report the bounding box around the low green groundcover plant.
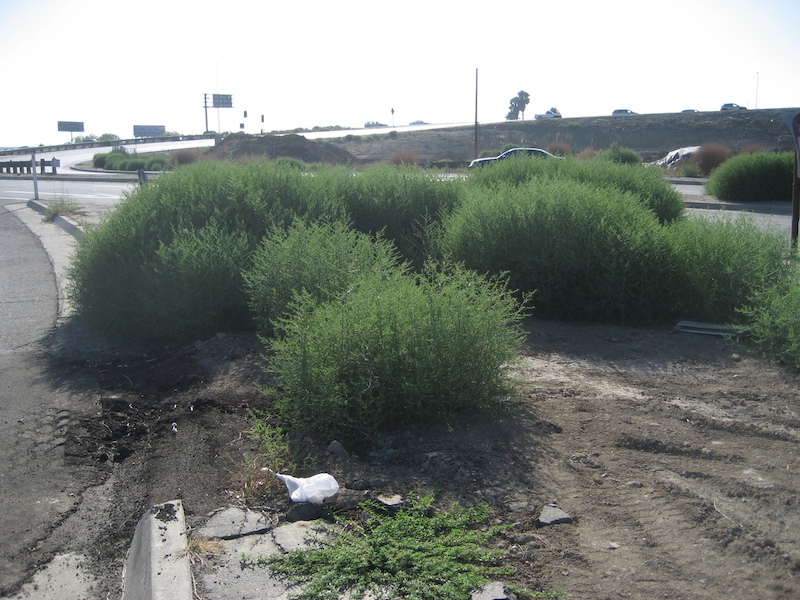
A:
[254,494,512,600]
[267,263,526,449]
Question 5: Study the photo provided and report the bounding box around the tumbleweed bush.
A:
[467,156,684,224]
[740,266,800,370]
[244,219,406,337]
[267,263,526,448]
[666,213,793,324]
[439,178,680,324]
[68,161,345,342]
[706,151,794,203]
[313,164,464,265]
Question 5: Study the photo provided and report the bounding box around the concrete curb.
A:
[26,199,85,238]
[122,500,192,600]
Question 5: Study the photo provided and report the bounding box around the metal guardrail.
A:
[0,134,217,158]
[0,158,60,174]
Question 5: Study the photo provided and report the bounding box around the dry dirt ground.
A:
[46,315,800,600]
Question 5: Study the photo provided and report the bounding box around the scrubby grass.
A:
[68,161,343,342]
[70,154,800,372]
[244,219,405,337]
[267,264,525,448]
[706,151,794,202]
[599,143,642,165]
[466,155,684,224]
[44,194,80,222]
[667,214,793,323]
[255,493,513,600]
[741,267,800,370]
[439,178,681,323]
[313,164,463,265]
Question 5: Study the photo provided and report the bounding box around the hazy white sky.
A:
[1,0,798,147]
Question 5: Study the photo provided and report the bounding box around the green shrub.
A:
[313,164,464,266]
[146,156,169,171]
[693,143,732,175]
[599,143,642,165]
[124,158,147,171]
[467,155,684,224]
[438,178,680,324]
[740,268,800,370]
[267,264,525,448]
[667,214,793,323]
[244,219,405,337]
[676,161,702,177]
[93,149,128,169]
[68,161,347,342]
[92,153,108,169]
[706,151,794,203]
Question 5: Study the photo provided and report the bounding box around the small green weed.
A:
[237,410,315,503]
[249,493,513,600]
[45,194,80,222]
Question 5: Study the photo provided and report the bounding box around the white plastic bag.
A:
[262,468,339,504]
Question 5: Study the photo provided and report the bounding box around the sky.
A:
[1,0,799,147]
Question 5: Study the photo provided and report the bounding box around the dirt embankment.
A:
[332,108,798,164]
[198,108,797,167]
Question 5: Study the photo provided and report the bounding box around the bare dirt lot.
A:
[49,315,800,600]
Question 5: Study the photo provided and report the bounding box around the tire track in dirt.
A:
[514,322,800,600]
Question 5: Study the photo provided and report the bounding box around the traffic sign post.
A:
[204,94,233,133]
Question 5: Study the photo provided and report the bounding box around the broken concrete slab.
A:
[199,506,277,539]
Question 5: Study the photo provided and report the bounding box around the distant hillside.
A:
[331,108,799,164]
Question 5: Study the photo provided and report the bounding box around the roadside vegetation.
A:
[92,147,200,172]
[69,152,800,396]
[66,150,800,597]
[244,492,534,600]
[706,151,794,202]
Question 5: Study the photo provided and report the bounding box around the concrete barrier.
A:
[122,500,192,600]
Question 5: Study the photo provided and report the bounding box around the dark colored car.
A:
[720,103,747,110]
[612,109,637,115]
[468,147,561,168]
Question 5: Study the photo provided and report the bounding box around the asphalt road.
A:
[0,202,100,598]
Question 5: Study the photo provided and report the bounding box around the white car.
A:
[534,110,562,119]
[468,147,561,168]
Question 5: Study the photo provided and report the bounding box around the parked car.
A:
[534,110,562,119]
[612,109,637,115]
[720,103,747,110]
[364,121,388,128]
[468,147,561,168]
